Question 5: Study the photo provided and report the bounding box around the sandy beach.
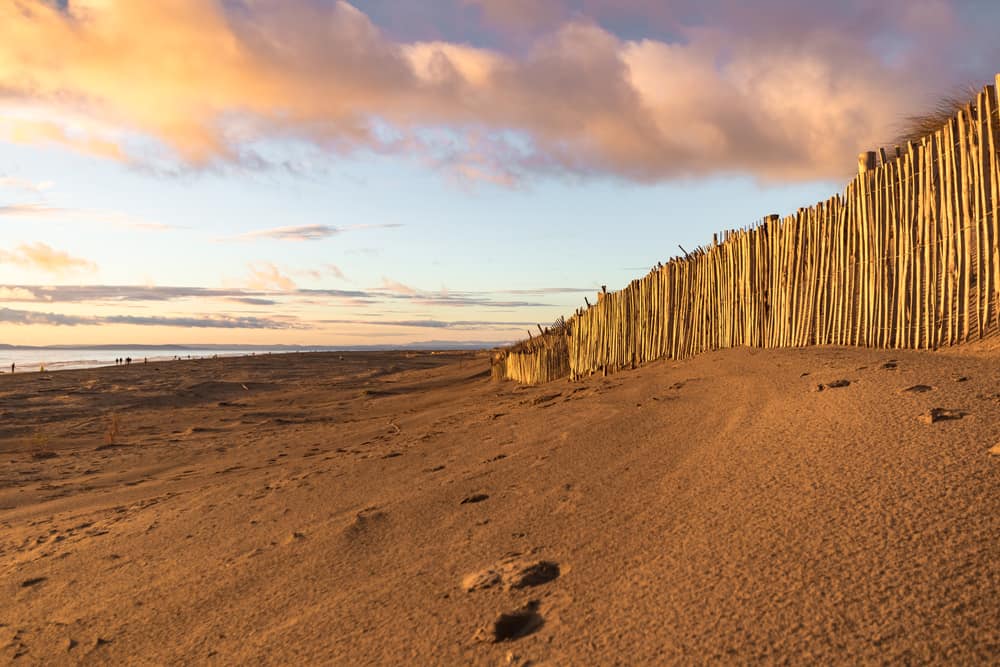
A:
[2,348,1000,664]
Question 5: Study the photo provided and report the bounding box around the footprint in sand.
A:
[477,601,544,643]
[462,555,561,593]
[814,379,850,391]
[902,384,935,393]
[343,507,388,541]
[461,493,490,505]
[918,408,965,424]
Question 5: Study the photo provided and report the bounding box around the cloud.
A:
[0,286,36,301]
[231,223,401,242]
[237,224,340,242]
[0,117,128,161]
[380,277,418,295]
[3,282,570,308]
[244,263,297,291]
[0,202,173,231]
[100,314,303,329]
[323,264,346,281]
[0,242,97,275]
[0,1,992,183]
[0,176,54,193]
[299,264,347,281]
[0,306,302,329]
[0,204,67,217]
[460,0,567,33]
[228,296,278,306]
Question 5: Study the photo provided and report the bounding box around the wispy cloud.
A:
[0,204,67,217]
[0,202,174,231]
[227,296,278,306]
[0,307,302,329]
[299,264,347,281]
[0,242,97,275]
[2,283,566,309]
[379,277,418,296]
[0,177,54,193]
[230,223,401,242]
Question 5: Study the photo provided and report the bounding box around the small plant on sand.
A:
[104,412,121,446]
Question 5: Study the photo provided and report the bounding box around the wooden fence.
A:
[492,76,1000,384]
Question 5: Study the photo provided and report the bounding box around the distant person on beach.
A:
[10,362,13,374]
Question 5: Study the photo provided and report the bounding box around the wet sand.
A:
[2,347,1000,664]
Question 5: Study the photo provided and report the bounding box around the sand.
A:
[2,347,1000,664]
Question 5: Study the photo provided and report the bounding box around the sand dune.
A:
[2,348,1000,664]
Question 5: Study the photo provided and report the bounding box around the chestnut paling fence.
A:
[492,76,1000,385]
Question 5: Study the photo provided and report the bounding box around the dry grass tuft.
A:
[891,84,981,148]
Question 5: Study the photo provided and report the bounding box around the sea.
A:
[0,342,497,373]
[0,348,287,373]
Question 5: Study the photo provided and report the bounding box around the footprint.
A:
[343,507,388,541]
[479,601,544,643]
[462,557,560,592]
[881,361,898,370]
[903,385,935,393]
[463,569,503,592]
[461,493,489,505]
[20,577,46,588]
[815,379,850,391]
[509,561,560,589]
[918,408,965,424]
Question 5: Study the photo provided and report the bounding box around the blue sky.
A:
[1,0,998,345]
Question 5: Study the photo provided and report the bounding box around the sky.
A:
[1,0,999,347]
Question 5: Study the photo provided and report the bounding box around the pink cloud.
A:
[0,242,97,275]
[244,263,297,291]
[0,0,989,183]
